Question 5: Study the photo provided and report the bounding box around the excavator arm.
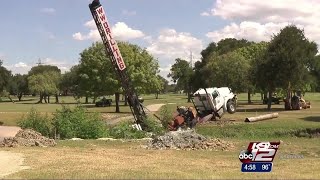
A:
[89,0,147,129]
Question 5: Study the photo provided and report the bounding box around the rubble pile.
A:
[0,129,56,147]
[147,130,234,151]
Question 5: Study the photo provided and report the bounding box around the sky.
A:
[1,0,320,81]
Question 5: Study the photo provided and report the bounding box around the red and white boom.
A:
[89,0,147,129]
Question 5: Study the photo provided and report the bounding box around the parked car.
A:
[263,96,282,104]
[95,98,112,107]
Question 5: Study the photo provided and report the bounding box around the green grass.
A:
[1,92,320,179]
[0,93,189,126]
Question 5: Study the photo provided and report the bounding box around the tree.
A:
[310,55,320,91]
[60,65,81,96]
[254,25,318,110]
[28,65,61,103]
[168,58,194,102]
[0,60,11,93]
[157,75,169,93]
[204,51,250,93]
[201,42,217,64]
[77,41,160,112]
[193,38,254,90]
[215,38,254,56]
[145,75,165,99]
[77,42,118,104]
[235,42,269,103]
[28,71,60,103]
[28,65,60,76]
[8,74,29,101]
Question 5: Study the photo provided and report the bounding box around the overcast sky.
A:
[1,0,319,80]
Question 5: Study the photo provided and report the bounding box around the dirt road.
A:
[0,126,21,142]
[0,126,28,178]
[0,151,29,178]
[104,103,167,125]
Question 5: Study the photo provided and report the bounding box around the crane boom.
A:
[89,0,147,129]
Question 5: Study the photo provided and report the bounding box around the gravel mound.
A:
[147,130,234,151]
[0,129,56,147]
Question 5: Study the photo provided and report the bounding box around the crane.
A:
[89,0,147,130]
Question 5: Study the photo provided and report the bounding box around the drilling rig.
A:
[89,0,147,130]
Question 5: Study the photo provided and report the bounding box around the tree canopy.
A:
[75,41,162,111]
[0,60,11,92]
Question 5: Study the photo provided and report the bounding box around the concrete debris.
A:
[147,130,234,151]
[69,138,83,141]
[0,129,56,148]
[97,137,117,141]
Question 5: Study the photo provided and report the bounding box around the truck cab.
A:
[192,87,237,119]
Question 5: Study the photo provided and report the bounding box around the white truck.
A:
[192,87,237,120]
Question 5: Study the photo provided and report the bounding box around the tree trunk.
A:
[7,95,14,103]
[285,82,292,110]
[85,95,89,104]
[156,92,159,99]
[93,96,97,104]
[18,93,23,101]
[115,92,120,113]
[187,87,191,103]
[124,95,128,106]
[38,92,43,103]
[260,93,263,100]
[47,96,50,104]
[64,90,68,96]
[55,94,59,103]
[44,94,47,103]
[248,89,252,104]
[267,90,273,110]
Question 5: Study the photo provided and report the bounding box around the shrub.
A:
[53,105,107,139]
[158,105,173,128]
[18,107,53,137]
[109,121,146,139]
[143,116,165,136]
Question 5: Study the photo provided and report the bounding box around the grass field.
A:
[1,92,320,179]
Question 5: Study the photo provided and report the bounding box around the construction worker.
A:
[185,107,197,129]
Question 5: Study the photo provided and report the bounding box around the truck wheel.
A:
[227,101,236,114]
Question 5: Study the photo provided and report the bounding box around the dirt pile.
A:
[147,130,234,151]
[0,129,56,147]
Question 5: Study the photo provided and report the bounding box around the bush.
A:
[18,107,53,137]
[53,105,107,139]
[109,121,146,139]
[158,105,173,128]
[143,116,166,136]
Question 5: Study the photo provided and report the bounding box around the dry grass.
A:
[1,93,320,179]
[3,138,320,179]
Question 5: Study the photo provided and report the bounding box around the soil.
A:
[103,104,166,125]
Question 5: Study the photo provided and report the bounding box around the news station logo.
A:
[239,142,280,172]
[239,142,280,163]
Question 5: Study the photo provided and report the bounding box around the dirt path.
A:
[0,126,21,142]
[0,151,29,178]
[104,103,167,125]
[144,103,166,112]
[0,126,29,177]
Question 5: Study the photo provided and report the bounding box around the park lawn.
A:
[0,93,320,179]
[3,138,320,179]
[0,93,189,126]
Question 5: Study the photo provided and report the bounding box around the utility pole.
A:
[189,50,193,68]
[36,58,43,66]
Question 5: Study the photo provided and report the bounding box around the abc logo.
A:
[239,150,253,163]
